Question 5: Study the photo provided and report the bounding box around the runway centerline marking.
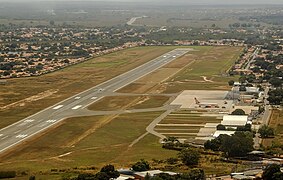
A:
[14,130,21,134]
[1,136,8,140]
[24,119,34,123]
[53,105,64,110]
[72,105,82,110]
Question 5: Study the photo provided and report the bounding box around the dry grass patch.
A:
[262,109,283,147]
[0,46,177,128]
[0,112,166,171]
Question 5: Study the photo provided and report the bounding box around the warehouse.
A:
[221,115,249,127]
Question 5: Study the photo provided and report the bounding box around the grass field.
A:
[262,109,283,147]
[88,95,170,111]
[0,112,177,172]
[118,46,242,94]
[0,46,177,128]
[0,45,243,177]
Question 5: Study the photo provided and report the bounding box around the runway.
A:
[0,48,190,154]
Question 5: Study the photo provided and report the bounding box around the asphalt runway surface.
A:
[0,48,191,154]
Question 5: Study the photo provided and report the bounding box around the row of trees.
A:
[147,169,205,180]
[77,165,119,180]
[204,132,254,157]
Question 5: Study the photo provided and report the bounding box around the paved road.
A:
[245,47,260,71]
[126,16,147,25]
[0,48,191,154]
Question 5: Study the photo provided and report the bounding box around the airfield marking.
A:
[46,120,57,123]
[16,134,28,138]
[53,105,64,110]
[14,130,21,134]
[72,105,82,110]
[1,136,8,140]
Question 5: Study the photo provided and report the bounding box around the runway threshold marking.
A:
[53,105,64,110]
[16,134,28,138]
[46,120,57,123]
[72,105,82,110]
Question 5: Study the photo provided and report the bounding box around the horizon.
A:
[0,0,282,5]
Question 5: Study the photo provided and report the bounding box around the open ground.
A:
[0,46,243,176]
[262,109,283,147]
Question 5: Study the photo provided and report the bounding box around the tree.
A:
[258,125,275,138]
[100,164,120,179]
[228,80,235,86]
[220,132,254,157]
[0,171,16,179]
[178,148,200,167]
[268,89,283,105]
[217,124,226,130]
[181,168,205,180]
[236,124,251,132]
[94,172,110,180]
[204,134,228,151]
[269,78,282,88]
[50,20,55,26]
[239,85,247,92]
[262,164,282,180]
[132,159,150,172]
[29,176,36,180]
[231,109,245,115]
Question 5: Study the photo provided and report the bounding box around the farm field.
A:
[0,45,243,177]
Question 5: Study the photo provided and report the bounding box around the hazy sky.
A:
[0,0,282,4]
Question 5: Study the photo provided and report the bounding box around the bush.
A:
[231,109,245,115]
[132,159,150,172]
[258,125,275,138]
[0,171,16,179]
[217,124,226,130]
[178,148,200,167]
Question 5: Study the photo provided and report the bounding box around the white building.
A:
[213,130,235,138]
[221,115,249,127]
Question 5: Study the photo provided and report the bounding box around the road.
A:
[126,16,147,26]
[244,47,260,71]
[0,48,191,154]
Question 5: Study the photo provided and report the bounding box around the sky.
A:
[0,0,282,3]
